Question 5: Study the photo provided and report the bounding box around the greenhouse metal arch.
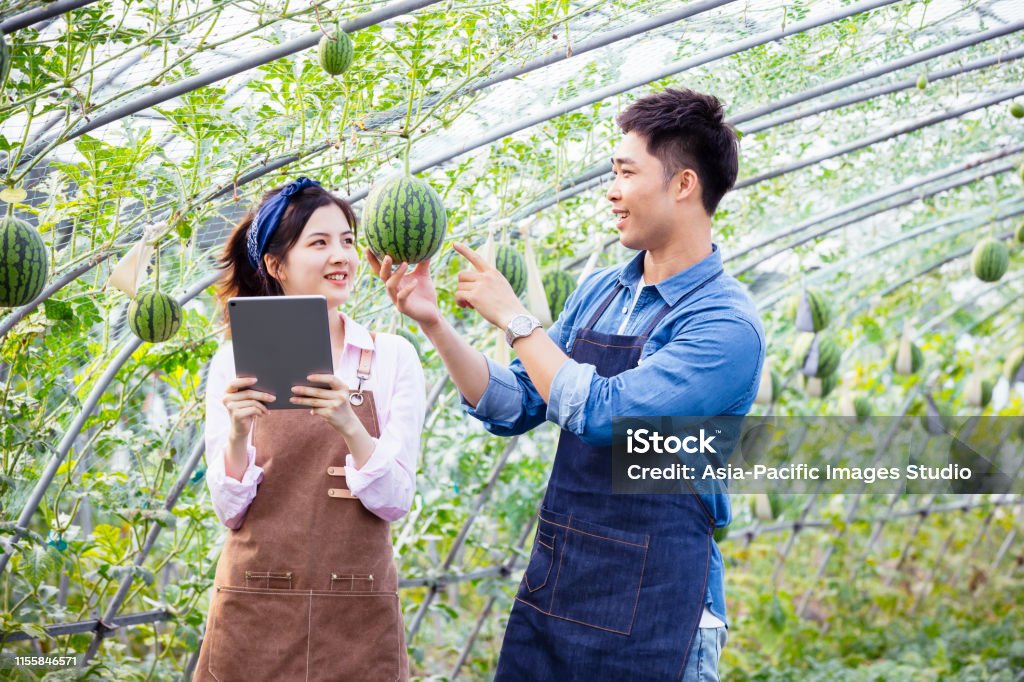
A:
[1,0,1022,679]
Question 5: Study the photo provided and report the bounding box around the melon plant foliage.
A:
[0,1,1022,680]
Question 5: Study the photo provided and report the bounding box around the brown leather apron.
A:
[195,346,409,681]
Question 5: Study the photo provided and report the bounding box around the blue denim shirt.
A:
[462,244,765,626]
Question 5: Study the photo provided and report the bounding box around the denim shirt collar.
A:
[616,243,723,307]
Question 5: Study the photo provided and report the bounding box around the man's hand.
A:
[453,241,530,331]
[366,250,443,330]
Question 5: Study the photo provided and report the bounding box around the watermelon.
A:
[794,289,831,332]
[1005,347,1024,382]
[965,377,993,408]
[394,326,422,358]
[362,175,446,264]
[713,525,729,543]
[754,369,782,406]
[795,333,841,378]
[803,373,837,398]
[971,238,1009,282]
[891,343,924,375]
[751,493,782,521]
[853,396,872,422]
[542,270,576,320]
[1011,101,1024,119]
[1015,221,1024,244]
[318,26,354,76]
[0,214,48,307]
[495,244,526,297]
[128,291,182,343]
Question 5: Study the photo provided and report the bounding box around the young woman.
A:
[194,177,423,681]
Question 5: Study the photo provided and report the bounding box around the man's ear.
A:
[673,168,700,202]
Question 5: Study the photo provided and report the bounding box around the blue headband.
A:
[246,176,322,272]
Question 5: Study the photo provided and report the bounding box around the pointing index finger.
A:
[453,241,488,272]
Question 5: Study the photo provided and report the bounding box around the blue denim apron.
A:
[495,269,722,681]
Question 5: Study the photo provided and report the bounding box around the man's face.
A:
[607,131,685,252]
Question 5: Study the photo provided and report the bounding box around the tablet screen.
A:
[227,295,335,410]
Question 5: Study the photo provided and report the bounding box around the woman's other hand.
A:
[224,376,275,442]
[291,374,363,436]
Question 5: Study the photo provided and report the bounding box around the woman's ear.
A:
[263,254,284,282]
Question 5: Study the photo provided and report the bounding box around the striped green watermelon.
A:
[965,378,993,408]
[794,289,832,332]
[803,373,837,398]
[128,291,182,343]
[542,270,576,320]
[971,238,1008,282]
[1005,347,1024,382]
[754,369,782,405]
[853,396,872,421]
[318,26,354,76]
[363,175,446,264]
[795,333,841,378]
[751,493,783,521]
[891,342,924,375]
[1,214,48,307]
[495,244,526,296]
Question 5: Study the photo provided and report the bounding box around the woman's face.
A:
[264,203,358,309]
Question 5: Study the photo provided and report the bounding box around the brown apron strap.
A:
[327,488,358,499]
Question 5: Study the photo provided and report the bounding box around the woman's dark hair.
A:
[615,88,739,215]
[215,184,358,327]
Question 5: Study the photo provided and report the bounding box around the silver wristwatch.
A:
[504,314,543,348]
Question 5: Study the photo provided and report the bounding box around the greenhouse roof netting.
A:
[0,0,1023,678]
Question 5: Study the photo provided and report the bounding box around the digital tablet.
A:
[227,295,335,410]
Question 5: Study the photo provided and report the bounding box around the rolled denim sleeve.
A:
[461,356,549,436]
[461,310,576,436]
[546,358,596,435]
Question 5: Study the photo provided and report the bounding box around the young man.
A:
[369,88,764,681]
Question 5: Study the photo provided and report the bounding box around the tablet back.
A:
[228,295,335,410]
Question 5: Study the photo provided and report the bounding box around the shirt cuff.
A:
[460,357,524,428]
[343,439,388,494]
[546,360,594,434]
[207,445,264,528]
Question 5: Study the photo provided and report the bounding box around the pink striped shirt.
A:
[203,312,425,527]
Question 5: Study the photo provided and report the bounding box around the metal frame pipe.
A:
[0,0,97,34]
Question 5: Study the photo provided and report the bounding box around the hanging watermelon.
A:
[318,25,354,76]
[794,288,832,332]
[0,214,48,307]
[971,238,1009,283]
[128,291,182,343]
[542,270,576,320]
[363,175,447,264]
[495,244,527,297]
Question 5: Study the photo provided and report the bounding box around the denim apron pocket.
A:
[517,509,649,636]
[525,529,556,592]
